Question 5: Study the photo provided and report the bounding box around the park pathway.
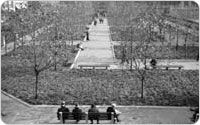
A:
[73,18,116,68]
[1,91,194,124]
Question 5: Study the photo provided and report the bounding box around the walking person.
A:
[94,19,97,26]
[88,104,100,124]
[86,31,89,41]
[72,104,82,123]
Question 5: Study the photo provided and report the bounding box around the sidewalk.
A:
[73,18,116,68]
[114,59,199,70]
[1,92,194,124]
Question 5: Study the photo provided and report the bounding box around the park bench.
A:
[59,112,114,124]
[78,64,110,70]
[157,65,184,70]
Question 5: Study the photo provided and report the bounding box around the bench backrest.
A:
[59,112,114,123]
[78,65,110,69]
[61,112,86,120]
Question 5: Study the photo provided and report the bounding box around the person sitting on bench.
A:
[107,103,121,123]
[150,58,157,69]
[88,104,100,124]
[72,104,82,123]
[57,101,70,123]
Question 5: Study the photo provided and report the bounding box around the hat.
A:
[112,103,116,107]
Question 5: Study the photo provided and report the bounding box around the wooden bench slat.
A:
[157,65,183,70]
[78,65,110,70]
[59,112,114,124]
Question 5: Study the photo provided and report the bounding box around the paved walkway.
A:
[1,92,194,124]
[115,59,199,70]
[73,18,116,68]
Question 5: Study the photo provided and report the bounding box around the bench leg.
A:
[85,112,88,124]
[111,112,114,124]
[59,112,63,124]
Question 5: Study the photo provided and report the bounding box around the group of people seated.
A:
[57,101,121,124]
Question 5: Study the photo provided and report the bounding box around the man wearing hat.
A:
[106,103,121,123]
[57,101,70,123]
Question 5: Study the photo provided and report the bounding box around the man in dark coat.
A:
[86,31,89,41]
[88,104,100,124]
[107,103,121,123]
[94,19,97,26]
[72,104,82,123]
[57,101,70,123]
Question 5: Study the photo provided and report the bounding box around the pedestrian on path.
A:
[86,31,89,41]
[94,19,97,26]
[121,47,129,64]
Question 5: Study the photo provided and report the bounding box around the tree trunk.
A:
[54,53,57,71]
[130,29,133,71]
[185,33,188,58]
[71,33,73,45]
[14,33,17,51]
[176,29,179,51]
[22,32,24,47]
[141,76,144,98]
[169,28,171,40]
[54,60,57,71]
[4,35,7,55]
[35,72,39,99]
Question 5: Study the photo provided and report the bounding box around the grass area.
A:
[114,45,199,60]
[1,54,199,106]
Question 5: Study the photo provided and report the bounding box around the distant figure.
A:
[99,18,101,23]
[77,43,84,51]
[150,59,157,69]
[121,47,129,64]
[72,104,82,123]
[88,104,100,124]
[107,103,121,123]
[86,31,89,41]
[94,19,97,26]
[196,53,199,61]
[57,101,70,123]
[99,18,103,24]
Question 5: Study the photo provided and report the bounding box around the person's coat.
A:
[72,107,82,120]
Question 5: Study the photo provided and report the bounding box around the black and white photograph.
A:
[1,1,199,124]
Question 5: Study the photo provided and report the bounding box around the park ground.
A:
[1,4,199,124]
[1,92,195,124]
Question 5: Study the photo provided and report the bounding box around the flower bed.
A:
[1,56,199,106]
[114,45,199,60]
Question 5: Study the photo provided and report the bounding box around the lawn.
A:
[114,45,199,60]
[1,54,199,106]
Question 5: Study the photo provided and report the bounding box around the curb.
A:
[70,21,94,69]
[2,91,192,109]
[1,90,32,108]
[70,49,81,69]
[107,19,117,64]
